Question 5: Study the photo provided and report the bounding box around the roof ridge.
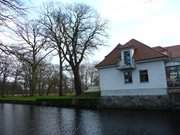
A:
[133,39,168,57]
[153,46,163,48]
[153,46,169,51]
[165,44,180,48]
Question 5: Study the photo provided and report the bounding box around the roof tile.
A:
[165,45,180,58]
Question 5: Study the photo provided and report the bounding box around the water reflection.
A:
[0,104,180,135]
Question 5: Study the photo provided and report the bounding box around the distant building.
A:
[96,39,180,96]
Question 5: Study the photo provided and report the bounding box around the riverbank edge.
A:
[0,95,179,111]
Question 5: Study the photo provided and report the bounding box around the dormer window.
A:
[118,48,135,70]
[123,50,131,65]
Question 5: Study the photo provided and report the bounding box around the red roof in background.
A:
[153,46,168,53]
[95,39,179,68]
[165,45,180,58]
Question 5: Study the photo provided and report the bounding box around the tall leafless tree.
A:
[60,4,107,95]
[40,5,66,96]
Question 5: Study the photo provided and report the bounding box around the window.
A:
[170,71,178,80]
[123,50,131,65]
[139,70,149,82]
[166,66,180,87]
[167,66,180,81]
[124,71,132,83]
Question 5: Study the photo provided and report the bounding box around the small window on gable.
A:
[124,71,132,83]
[123,50,131,65]
[139,70,149,82]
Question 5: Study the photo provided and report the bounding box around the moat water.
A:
[0,104,180,135]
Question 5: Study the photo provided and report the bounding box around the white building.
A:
[96,39,180,96]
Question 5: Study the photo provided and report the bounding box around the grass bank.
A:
[0,92,100,108]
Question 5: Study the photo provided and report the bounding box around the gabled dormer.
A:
[118,48,135,70]
[95,39,168,69]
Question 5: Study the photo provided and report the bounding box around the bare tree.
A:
[0,55,12,97]
[60,4,107,95]
[36,61,57,96]
[40,5,66,96]
[42,64,59,96]
[20,61,31,96]
[11,61,22,95]
[36,61,68,96]
[6,20,53,96]
[80,62,99,90]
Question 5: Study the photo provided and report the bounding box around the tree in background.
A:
[11,60,22,96]
[6,20,53,96]
[36,62,58,96]
[80,62,99,90]
[0,55,12,97]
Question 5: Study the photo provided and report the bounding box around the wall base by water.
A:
[99,95,171,110]
[101,89,167,96]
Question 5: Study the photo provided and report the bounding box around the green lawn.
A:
[0,92,100,108]
[0,92,100,102]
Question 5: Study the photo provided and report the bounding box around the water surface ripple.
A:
[0,104,180,135]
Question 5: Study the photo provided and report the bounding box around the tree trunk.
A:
[1,73,6,97]
[38,70,42,96]
[12,70,18,96]
[73,66,82,96]
[46,85,51,96]
[58,52,63,96]
[38,82,41,96]
[46,88,49,96]
[30,66,37,96]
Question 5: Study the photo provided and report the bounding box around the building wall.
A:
[99,61,168,96]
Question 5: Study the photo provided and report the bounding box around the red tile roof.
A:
[153,46,168,53]
[153,46,170,56]
[123,39,168,61]
[95,39,173,68]
[95,43,122,68]
[165,45,180,58]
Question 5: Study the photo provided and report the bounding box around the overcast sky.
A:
[25,0,180,63]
